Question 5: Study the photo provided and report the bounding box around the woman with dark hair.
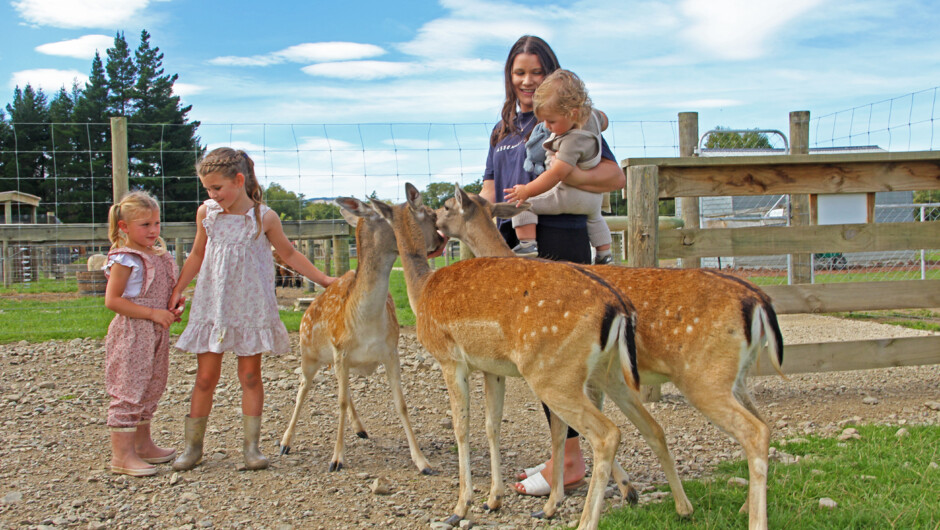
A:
[479,35,625,496]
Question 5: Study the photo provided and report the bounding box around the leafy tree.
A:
[705,127,773,149]
[304,201,341,220]
[422,179,483,209]
[264,182,305,220]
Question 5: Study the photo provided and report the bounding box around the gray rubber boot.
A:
[242,415,269,470]
[172,415,207,471]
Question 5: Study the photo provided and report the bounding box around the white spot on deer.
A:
[530,331,537,338]
[542,326,548,333]
[551,326,558,334]
[563,311,571,319]
[643,301,649,308]
[664,309,670,317]
[693,317,700,324]
[686,325,694,333]
[583,289,590,296]
[538,300,545,307]
[673,328,679,335]
[524,306,530,313]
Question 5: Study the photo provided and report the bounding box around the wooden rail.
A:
[624,111,940,398]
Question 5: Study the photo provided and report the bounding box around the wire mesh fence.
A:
[2,87,939,341]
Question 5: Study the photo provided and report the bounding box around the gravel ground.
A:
[0,314,938,530]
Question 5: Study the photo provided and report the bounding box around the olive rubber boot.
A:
[242,415,269,470]
[172,415,207,471]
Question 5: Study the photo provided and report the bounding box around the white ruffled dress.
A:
[175,200,289,356]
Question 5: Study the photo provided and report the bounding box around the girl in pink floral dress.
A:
[169,147,335,471]
[104,190,183,476]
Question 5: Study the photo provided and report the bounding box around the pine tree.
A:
[3,85,51,203]
[129,29,202,221]
[64,52,113,223]
[106,32,137,117]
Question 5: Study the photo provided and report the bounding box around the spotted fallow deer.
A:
[371,183,691,530]
[278,197,436,475]
[436,185,784,530]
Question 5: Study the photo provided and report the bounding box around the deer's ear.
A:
[370,199,394,221]
[492,201,530,219]
[455,185,473,210]
[405,183,423,207]
[335,197,376,227]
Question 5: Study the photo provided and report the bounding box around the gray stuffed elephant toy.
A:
[522,122,551,175]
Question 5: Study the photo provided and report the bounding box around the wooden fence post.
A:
[677,112,701,269]
[332,235,350,276]
[627,165,659,268]
[627,164,662,401]
[789,110,813,284]
[111,117,129,203]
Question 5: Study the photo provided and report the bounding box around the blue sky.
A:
[2,0,940,199]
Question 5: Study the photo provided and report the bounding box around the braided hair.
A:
[196,147,265,238]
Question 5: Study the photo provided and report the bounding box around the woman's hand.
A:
[504,184,530,206]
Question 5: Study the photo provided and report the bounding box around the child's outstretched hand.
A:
[504,184,530,206]
[150,308,177,329]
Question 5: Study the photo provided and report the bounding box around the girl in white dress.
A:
[169,148,335,471]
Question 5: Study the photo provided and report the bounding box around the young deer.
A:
[436,186,783,530]
[372,183,691,530]
[278,197,435,475]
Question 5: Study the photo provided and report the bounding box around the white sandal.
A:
[515,470,551,496]
[519,462,546,479]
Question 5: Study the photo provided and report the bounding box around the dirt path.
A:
[0,316,937,529]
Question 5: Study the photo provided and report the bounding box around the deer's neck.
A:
[463,218,514,258]
[393,217,433,314]
[347,235,396,315]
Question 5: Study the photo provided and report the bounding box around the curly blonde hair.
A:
[196,147,265,238]
[107,190,167,254]
[533,69,592,127]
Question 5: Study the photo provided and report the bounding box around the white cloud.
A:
[34,34,113,59]
[209,55,280,67]
[172,82,207,97]
[679,0,825,60]
[301,61,425,80]
[398,0,551,59]
[668,98,743,109]
[209,42,386,67]
[9,68,87,91]
[275,42,385,63]
[12,0,151,28]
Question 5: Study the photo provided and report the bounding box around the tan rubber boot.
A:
[172,415,207,471]
[242,415,269,470]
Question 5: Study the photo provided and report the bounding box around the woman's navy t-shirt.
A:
[483,111,616,231]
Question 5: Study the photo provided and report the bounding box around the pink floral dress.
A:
[104,248,177,429]
[174,200,289,356]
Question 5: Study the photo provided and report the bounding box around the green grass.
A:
[840,309,940,333]
[0,276,80,295]
[595,424,939,529]
[0,295,311,343]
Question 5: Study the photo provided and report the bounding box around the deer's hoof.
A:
[443,514,461,527]
[625,484,639,505]
[531,510,546,519]
[278,445,290,456]
[356,430,368,439]
[328,461,343,472]
[421,467,438,476]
